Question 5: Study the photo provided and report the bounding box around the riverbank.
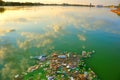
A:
[14,51,99,80]
[111,8,120,15]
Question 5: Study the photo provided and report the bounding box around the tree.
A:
[119,4,120,8]
[0,0,3,6]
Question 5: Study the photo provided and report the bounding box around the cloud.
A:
[1,62,19,80]
[77,34,86,41]
[0,48,7,59]
[52,24,62,32]
[0,44,31,80]
[0,28,15,36]
[17,31,56,50]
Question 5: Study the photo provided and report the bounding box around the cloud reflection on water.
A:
[17,32,53,49]
[0,24,66,80]
[1,7,120,35]
[0,6,120,80]
[77,34,86,41]
[0,28,15,36]
[17,23,66,50]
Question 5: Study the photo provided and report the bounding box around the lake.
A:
[0,6,120,80]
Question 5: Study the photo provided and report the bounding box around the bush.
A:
[119,4,120,8]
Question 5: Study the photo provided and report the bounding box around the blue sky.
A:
[4,0,120,5]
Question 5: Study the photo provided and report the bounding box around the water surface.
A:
[0,6,120,80]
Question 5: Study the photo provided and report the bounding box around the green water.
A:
[0,6,120,80]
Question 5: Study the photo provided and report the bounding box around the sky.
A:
[3,0,120,5]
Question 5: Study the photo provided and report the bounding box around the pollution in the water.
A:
[0,0,120,80]
[14,51,99,80]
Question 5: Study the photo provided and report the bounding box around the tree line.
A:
[0,0,44,6]
[0,0,95,7]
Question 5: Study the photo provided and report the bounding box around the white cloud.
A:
[77,34,86,41]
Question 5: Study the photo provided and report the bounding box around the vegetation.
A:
[117,14,120,16]
[0,0,3,5]
[0,1,95,7]
[118,4,120,8]
[0,1,44,6]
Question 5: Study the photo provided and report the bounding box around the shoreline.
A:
[111,8,120,16]
[0,2,95,7]
[0,5,95,7]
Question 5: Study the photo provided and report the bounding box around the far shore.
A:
[0,2,95,7]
